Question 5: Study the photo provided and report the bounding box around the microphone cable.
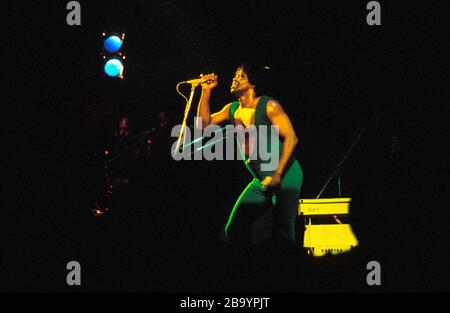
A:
[174,81,195,155]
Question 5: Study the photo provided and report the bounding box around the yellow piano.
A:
[298,198,358,257]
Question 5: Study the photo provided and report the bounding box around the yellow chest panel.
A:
[234,106,255,127]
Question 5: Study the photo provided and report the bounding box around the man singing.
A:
[196,64,303,247]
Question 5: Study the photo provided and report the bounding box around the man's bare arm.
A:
[266,99,299,176]
[196,74,230,128]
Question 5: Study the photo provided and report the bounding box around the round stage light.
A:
[104,59,124,77]
[104,35,123,53]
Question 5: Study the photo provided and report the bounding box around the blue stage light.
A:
[104,35,123,53]
[104,59,124,77]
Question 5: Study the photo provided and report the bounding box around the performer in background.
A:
[197,65,303,247]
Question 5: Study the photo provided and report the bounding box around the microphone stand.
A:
[187,83,199,108]
[174,82,200,152]
[316,120,373,199]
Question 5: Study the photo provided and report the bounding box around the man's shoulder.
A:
[263,96,280,109]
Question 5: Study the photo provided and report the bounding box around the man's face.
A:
[230,67,253,95]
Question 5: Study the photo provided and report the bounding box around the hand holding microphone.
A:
[185,73,218,90]
[175,73,218,152]
[200,73,218,90]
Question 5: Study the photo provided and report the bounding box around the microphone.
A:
[183,77,206,85]
[182,75,215,85]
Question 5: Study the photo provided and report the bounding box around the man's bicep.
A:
[267,100,297,139]
[210,103,231,125]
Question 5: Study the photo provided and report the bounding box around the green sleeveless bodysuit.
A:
[224,96,303,244]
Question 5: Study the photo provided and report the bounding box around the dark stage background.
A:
[1,0,447,292]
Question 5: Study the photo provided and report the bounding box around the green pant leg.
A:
[225,178,272,244]
[272,160,303,244]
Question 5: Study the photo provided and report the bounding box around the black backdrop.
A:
[2,0,447,292]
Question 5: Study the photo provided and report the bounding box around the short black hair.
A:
[238,63,272,94]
